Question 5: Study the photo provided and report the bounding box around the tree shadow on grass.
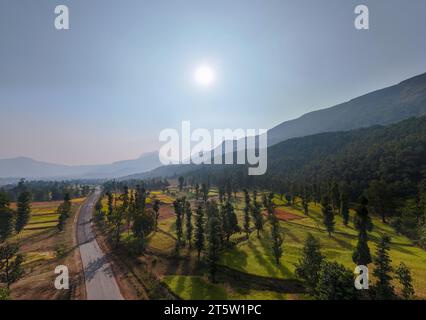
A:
[189,277,228,300]
[221,246,248,271]
[249,237,291,277]
[330,234,354,250]
[174,275,186,298]
[246,240,276,277]
[389,243,418,256]
[281,225,301,243]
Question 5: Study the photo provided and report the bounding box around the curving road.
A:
[77,189,124,300]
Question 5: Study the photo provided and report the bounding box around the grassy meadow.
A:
[124,188,426,300]
[97,186,426,300]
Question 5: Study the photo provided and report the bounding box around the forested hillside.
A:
[137,116,426,201]
[267,72,426,146]
[135,116,426,246]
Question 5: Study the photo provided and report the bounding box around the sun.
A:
[194,65,216,87]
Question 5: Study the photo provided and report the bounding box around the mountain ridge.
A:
[2,72,426,180]
[123,71,426,180]
[266,71,426,146]
[0,151,162,179]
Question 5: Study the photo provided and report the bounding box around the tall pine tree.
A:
[194,206,205,262]
[321,195,334,236]
[373,234,395,300]
[15,190,31,233]
[352,196,373,266]
[295,234,324,293]
[185,201,193,248]
[270,210,283,264]
[340,191,350,226]
[0,192,14,242]
[252,200,264,238]
[152,199,161,231]
[223,201,239,243]
[173,199,184,253]
[396,262,415,300]
[301,186,310,216]
[206,202,221,283]
[243,189,251,238]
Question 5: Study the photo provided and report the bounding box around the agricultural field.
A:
[7,198,86,299]
[117,188,426,300]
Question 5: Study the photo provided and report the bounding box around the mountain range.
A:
[266,72,426,146]
[1,72,426,180]
[0,152,161,180]
[124,72,426,180]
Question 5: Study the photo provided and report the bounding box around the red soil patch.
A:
[263,208,303,221]
[158,205,175,220]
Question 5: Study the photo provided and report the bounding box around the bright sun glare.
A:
[194,65,216,87]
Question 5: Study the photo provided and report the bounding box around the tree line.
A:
[2,179,91,202]
[95,184,159,255]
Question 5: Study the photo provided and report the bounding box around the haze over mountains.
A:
[135,115,426,203]
[125,72,426,180]
[0,152,161,180]
[267,72,426,146]
[1,72,426,181]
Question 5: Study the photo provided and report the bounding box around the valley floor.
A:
[100,188,426,300]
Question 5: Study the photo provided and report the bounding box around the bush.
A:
[54,243,68,259]
[0,287,10,300]
[315,261,357,300]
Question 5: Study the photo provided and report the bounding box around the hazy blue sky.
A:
[1,0,426,165]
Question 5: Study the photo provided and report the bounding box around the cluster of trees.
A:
[96,185,158,254]
[172,187,283,282]
[391,181,426,249]
[172,197,235,282]
[294,181,388,282]
[111,174,420,299]
[295,233,415,300]
[0,187,31,243]
[2,179,91,202]
[103,179,169,195]
[173,177,418,299]
[171,116,426,245]
[187,165,426,251]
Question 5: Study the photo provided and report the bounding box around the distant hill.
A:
[81,151,162,179]
[201,72,426,162]
[135,116,426,200]
[3,72,426,181]
[0,152,162,179]
[267,72,426,146]
[265,115,426,195]
[0,157,76,179]
[125,72,426,181]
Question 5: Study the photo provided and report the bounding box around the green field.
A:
[159,194,426,299]
[9,198,86,238]
[163,275,304,300]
